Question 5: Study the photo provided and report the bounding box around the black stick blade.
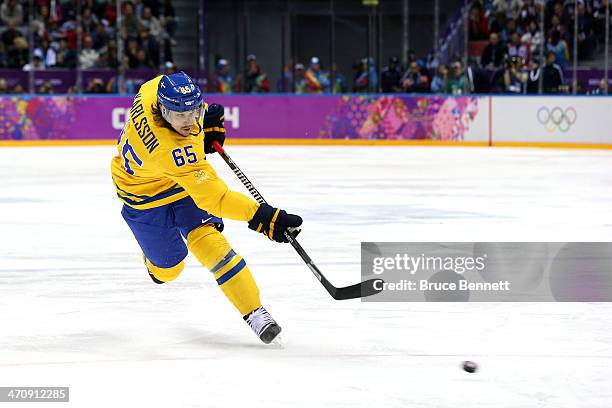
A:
[331,279,385,300]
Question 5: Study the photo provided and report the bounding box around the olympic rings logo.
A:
[536,106,577,133]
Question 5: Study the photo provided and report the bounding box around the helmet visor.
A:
[162,105,203,131]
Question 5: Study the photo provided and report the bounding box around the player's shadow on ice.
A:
[173,327,277,350]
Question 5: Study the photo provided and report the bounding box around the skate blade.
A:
[270,334,284,349]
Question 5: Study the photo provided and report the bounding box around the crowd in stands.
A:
[461,0,610,93]
[0,0,176,93]
[0,0,610,95]
[208,0,610,95]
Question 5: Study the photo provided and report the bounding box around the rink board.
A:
[0,95,610,148]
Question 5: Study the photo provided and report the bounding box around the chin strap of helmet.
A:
[160,104,172,123]
[188,103,204,136]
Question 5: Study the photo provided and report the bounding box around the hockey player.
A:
[110,71,302,344]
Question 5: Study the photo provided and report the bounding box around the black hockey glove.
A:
[203,103,226,154]
[248,203,303,243]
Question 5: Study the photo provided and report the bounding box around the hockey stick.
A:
[212,141,383,300]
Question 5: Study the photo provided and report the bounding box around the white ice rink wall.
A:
[490,96,612,146]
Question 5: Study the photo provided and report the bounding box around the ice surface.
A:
[0,146,611,407]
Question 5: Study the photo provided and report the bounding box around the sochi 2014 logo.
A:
[536,106,577,133]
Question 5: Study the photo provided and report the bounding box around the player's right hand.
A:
[203,103,226,154]
[248,203,302,243]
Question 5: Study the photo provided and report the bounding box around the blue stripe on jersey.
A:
[114,183,152,200]
[210,250,237,274]
[118,186,186,206]
[216,259,246,285]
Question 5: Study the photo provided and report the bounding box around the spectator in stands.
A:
[63,0,78,22]
[31,6,48,41]
[542,50,564,93]
[22,48,45,71]
[12,83,24,93]
[521,19,543,57]
[380,56,402,93]
[0,0,23,26]
[95,49,111,68]
[133,0,144,18]
[400,60,430,93]
[588,78,608,95]
[547,14,567,42]
[277,59,294,93]
[208,58,235,93]
[81,7,99,35]
[139,28,159,67]
[134,48,152,68]
[551,1,570,31]
[79,35,100,69]
[499,17,520,43]
[591,0,610,44]
[2,18,22,49]
[46,19,62,45]
[28,19,44,51]
[468,2,489,40]
[431,64,449,94]
[239,54,270,93]
[353,57,377,93]
[493,0,524,20]
[142,0,162,16]
[141,6,162,38]
[91,23,110,50]
[507,31,529,66]
[122,1,142,39]
[125,37,140,68]
[293,63,306,94]
[103,0,117,26]
[89,78,107,93]
[37,80,53,94]
[85,0,107,22]
[0,42,5,67]
[481,32,508,69]
[105,76,137,93]
[105,40,119,69]
[331,63,348,93]
[546,30,569,69]
[36,39,56,67]
[526,58,541,94]
[7,36,28,69]
[503,55,525,93]
[489,11,507,34]
[574,1,595,60]
[56,38,76,68]
[447,59,467,94]
[305,56,330,93]
[0,78,7,93]
[516,2,537,29]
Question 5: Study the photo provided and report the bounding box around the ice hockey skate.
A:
[243,306,282,344]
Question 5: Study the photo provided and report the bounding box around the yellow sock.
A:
[187,225,261,315]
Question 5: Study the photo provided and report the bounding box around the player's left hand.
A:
[248,203,303,243]
[203,103,226,154]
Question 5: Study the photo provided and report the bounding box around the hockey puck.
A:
[462,361,478,373]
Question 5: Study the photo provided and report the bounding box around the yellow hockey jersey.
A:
[110,75,258,221]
